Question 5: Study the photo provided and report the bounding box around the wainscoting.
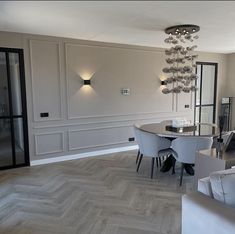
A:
[26,38,195,163]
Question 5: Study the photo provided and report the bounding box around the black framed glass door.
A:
[194,62,217,128]
[0,48,29,169]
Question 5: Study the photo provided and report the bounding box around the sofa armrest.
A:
[182,192,235,234]
[198,177,213,197]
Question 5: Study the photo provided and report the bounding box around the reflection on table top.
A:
[140,121,218,138]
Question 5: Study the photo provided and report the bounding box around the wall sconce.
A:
[83,79,91,85]
[161,80,167,86]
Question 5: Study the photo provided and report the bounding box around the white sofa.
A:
[182,168,235,234]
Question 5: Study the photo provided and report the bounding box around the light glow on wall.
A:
[79,85,94,95]
[159,74,167,92]
[77,70,96,95]
[79,71,94,81]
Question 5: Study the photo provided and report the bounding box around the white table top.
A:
[140,121,218,138]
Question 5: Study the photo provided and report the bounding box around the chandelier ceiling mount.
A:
[165,24,200,36]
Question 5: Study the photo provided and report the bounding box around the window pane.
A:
[195,107,200,124]
[0,119,13,166]
[0,52,10,117]
[196,65,201,105]
[9,53,22,116]
[201,65,215,105]
[14,118,25,165]
[201,106,214,124]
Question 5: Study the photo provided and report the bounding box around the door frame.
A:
[0,47,29,169]
[194,62,218,125]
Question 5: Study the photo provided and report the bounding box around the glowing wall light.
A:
[83,79,91,85]
[161,80,167,86]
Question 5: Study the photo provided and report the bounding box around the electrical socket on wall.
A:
[128,137,135,142]
[40,112,49,117]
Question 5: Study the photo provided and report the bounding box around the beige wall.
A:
[226,53,235,97]
[225,53,235,129]
[0,31,228,163]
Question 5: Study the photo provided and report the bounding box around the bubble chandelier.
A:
[161,24,200,94]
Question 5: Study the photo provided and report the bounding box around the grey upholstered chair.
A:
[136,130,171,179]
[171,137,213,186]
[222,131,234,144]
[133,124,142,164]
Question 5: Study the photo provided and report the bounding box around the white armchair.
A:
[182,191,235,234]
[182,168,235,234]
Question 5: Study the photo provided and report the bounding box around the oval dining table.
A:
[139,121,218,139]
[139,120,218,176]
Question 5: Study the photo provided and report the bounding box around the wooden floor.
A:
[0,151,194,234]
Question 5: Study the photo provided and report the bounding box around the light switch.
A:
[121,88,130,96]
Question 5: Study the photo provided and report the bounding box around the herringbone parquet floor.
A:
[0,151,194,234]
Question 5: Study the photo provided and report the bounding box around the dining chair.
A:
[133,124,142,164]
[171,136,213,186]
[222,131,234,144]
[137,130,171,179]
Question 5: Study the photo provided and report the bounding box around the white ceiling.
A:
[1,1,235,53]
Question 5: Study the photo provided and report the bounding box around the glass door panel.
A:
[196,64,201,106]
[201,65,215,105]
[195,62,217,127]
[201,106,214,124]
[0,48,29,169]
[9,53,22,116]
[0,52,10,117]
[0,119,13,167]
[14,118,25,164]
[195,106,200,124]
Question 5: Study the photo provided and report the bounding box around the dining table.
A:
[139,120,218,139]
[139,120,219,174]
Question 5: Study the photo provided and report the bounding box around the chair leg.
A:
[159,157,162,167]
[151,157,155,179]
[137,154,143,172]
[172,158,176,175]
[136,150,140,164]
[156,157,159,168]
[180,163,184,186]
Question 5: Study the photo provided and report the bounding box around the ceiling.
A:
[0,1,235,53]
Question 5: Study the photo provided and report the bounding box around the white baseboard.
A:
[30,145,138,166]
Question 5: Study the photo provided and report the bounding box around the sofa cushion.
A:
[210,168,235,208]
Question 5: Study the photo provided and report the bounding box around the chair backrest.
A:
[222,131,234,144]
[138,130,171,157]
[133,124,143,153]
[172,137,213,164]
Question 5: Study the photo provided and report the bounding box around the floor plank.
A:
[0,151,194,234]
